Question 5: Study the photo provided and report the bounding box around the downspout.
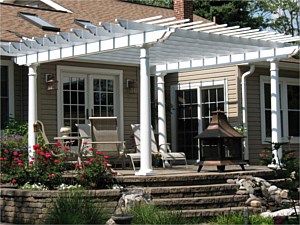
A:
[241,64,255,162]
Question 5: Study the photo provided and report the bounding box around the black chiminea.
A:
[195,111,246,172]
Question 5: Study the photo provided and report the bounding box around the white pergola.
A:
[1,16,299,175]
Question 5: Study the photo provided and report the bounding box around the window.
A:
[18,12,60,32]
[261,76,300,143]
[171,80,227,160]
[201,87,224,130]
[0,61,14,132]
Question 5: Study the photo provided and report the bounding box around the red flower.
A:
[83,142,88,145]
[103,161,108,166]
[29,161,34,165]
[45,153,51,158]
[63,146,70,151]
[12,179,17,183]
[33,144,40,150]
[88,147,94,151]
[17,160,22,163]
[75,163,81,168]
[40,152,45,156]
[48,173,55,178]
[89,158,94,162]
[91,183,96,188]
[56,142,62,147]
[81,177,85,181]
[54,159,59,163]
[36,149,41,154]
[96,151,103,155]
[0,157,4,161]
[104,155,109,159]
[85,161,91,165]
[19,154,23,157]
[13,158,18,161]
[4,149,9,154]
[18,162,24,167]
[13,151,18,156]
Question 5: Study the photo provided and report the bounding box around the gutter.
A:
[241,64,255,162]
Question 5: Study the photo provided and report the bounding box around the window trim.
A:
[260,75,300,144]
[57,66,124,140]
[0,60,14,133]
[170,79,228,152]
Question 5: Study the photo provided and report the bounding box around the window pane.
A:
[209,89,216,102]
[217,88,224,101]
[1,66,8,96]
[265,110,271,138]
[202,89,208,102]
[289,111,299,136]
[264,83,271,108]
[288,85,299,109]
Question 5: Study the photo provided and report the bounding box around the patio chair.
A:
[34,120,66,157]
[128,124,187,170]
[89,117,126,168]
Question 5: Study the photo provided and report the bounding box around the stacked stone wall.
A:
[0,188,120,224]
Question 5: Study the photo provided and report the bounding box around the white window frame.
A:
[57,66,124,140]
[170,79,228,152]
[0,60,14,133]
[260,75,300,144]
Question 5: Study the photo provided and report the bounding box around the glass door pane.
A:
[176,89,199,160]
[62,75,87,136]
[90,77,115,117]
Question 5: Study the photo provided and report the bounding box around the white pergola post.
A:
[135,45,153,176]
[269,59,282,167]
[157,73,168,154]
[27,64,38,162]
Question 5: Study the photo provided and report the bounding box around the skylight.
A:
[74,19,97,28]
[18,12,60,32]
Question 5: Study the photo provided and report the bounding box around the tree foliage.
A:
[250,0,300,35]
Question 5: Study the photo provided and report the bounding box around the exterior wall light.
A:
[45,73,58,91]
[126,79,137,94]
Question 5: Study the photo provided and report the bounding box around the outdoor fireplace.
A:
[195,111,246,172]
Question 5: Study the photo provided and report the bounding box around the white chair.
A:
[128,124,187,170]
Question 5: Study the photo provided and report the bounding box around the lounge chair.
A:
[89,117,126,168]
[128,124,187,170]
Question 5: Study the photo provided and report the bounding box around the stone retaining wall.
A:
[0,187,121,224]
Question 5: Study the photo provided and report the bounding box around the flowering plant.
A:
[259,148,273,165]
[0,134,28,174]
[1,142,69,189]
[75,143,117,189]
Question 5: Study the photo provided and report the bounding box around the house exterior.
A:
[1,0,299,173]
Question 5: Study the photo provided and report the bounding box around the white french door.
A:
[57,66,123,138]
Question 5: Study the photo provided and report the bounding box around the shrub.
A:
[2,143,69,189]
[0,134,28,174]
[75,144,117,189]
[44,191,108,224]
[259,148,272,165]
[129,204,200,224]
[3,118,28,136]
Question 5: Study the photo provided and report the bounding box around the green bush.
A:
[45,191,108,224]
[209,212,274,225]
[129,204,201,224]
[3,118,28,136]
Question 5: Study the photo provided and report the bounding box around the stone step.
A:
[176,206,259,218]
[117,169,285,187]
[153,195,248,210]
[144,183,238,198]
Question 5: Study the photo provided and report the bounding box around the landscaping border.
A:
[0,187,121,224]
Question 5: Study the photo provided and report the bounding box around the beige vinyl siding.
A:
[37,61,139,142]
